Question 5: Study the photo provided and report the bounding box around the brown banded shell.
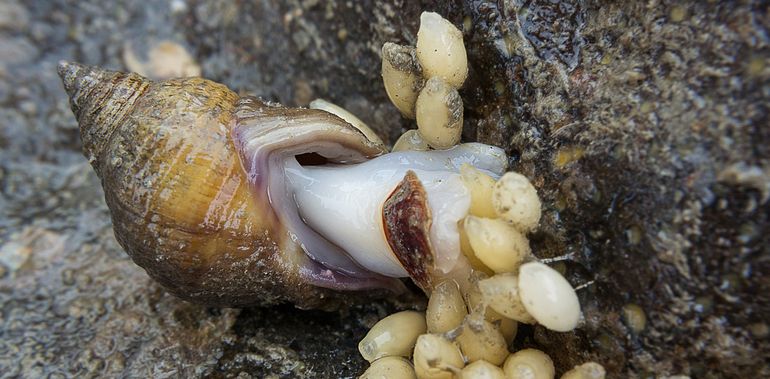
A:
[57,61,402,309]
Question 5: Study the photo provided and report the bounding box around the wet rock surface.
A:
[0,0,767,378]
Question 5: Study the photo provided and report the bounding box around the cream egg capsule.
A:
[57,61,508,308]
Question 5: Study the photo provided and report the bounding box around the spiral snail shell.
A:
[57,61,507,309]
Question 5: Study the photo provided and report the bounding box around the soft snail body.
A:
[57,62,507,309]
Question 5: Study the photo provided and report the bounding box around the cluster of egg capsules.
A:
[383,11,467,151]
[356,165,603,379]
[352,12,605,379]
[359,307,605,379]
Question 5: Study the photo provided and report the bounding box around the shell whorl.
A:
[58,61,149,171]
[56,62,405,308]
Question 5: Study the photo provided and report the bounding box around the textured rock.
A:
[0,0,767,378]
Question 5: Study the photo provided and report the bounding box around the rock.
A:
[0,0,767,377]
[0,1,29,32]
[0,37,38,66]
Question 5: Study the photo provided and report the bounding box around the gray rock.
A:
[0,0,767,378]
[0,1,29,32]
[0,36,38,66]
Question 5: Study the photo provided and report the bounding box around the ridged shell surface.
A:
[58,62,398,309]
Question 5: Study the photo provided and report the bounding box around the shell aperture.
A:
[282,145,507,281]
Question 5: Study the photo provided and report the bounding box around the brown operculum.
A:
[382,170,435,293]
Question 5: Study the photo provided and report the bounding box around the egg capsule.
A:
[560,362,606,379]
[416,77,463,150]
[477,274,535,324]
[492,172,541,232]
[463,216,531,274]
[458,220,494,274]
[426,280,467,333]
[416,11,468,88]
[413,334,465,379]
[463,278,519,344]
[503,349,555,379]
[518,262,581,332]
[361,356,417,379]
[382,42,424,119]
[392,129,431,152]
[457,360,505,379]
[456,315,509,365]
[359,311,427,362]
[460,164,498,218]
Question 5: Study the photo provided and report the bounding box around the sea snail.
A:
[57,61,508,309]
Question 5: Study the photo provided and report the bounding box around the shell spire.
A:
[57,61,149,172]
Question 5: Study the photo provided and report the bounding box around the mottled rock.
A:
[1,0,768,378]
[0,37,38,66]
[0,1,29,32]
